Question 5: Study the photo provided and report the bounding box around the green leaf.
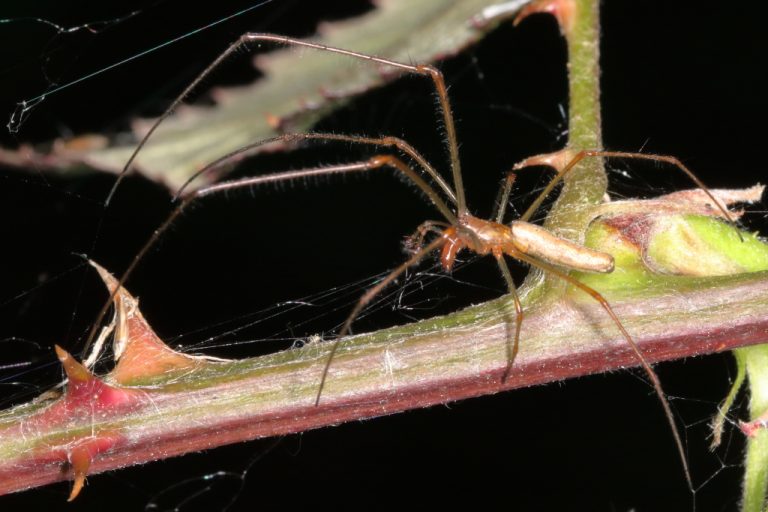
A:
[0,0,528,191]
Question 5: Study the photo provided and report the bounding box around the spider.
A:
[84,33,737,488]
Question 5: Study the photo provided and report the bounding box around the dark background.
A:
[0,1,766,510]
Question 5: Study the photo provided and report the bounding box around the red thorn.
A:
[67,445,92,501]
[55,345,92,384]
[112,331,200,385]
[89,260,215,385]
[54,346,135,409]
[21,348,136,501]
[514,0,576,36]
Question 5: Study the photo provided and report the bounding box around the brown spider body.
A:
[440,214,615,274]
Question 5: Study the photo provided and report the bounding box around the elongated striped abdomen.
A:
[509,221,614,273]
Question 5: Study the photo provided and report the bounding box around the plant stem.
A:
[545,0,606,239]
[1,267,767,496]
[742,345,768,512]
[567,0,602,151]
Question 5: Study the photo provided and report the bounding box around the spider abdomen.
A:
[509,221,614,273]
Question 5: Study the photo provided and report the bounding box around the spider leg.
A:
[510,247,693,489]
[107,34,467,213]
[495,255,523,383]
[512,149,736,226]
[315,236,446,406]
[84,155,453,358]
[584,151,738,226]
[177,133,457,206]
[404,220,450,254]
[494,171,517,223]
[494,158,578,223]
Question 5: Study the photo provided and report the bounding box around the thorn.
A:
[67,445,92,501]
[53,344,135,409]
[87,260,121,297]
[512,148,574,173]
[55,345,92,383]
[514,0,576,36]
[88,260,223,384]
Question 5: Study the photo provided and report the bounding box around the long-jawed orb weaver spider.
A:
[84,33,738,488]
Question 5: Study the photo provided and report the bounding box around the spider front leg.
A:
[403,220,450,255]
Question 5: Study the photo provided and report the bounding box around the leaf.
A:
[0,0,529,191]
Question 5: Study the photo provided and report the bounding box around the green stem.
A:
[523,0,606,299]
[711,349,746,449]
[742,345,768,512]
[545,0,606,239]
[567,0,603,151]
